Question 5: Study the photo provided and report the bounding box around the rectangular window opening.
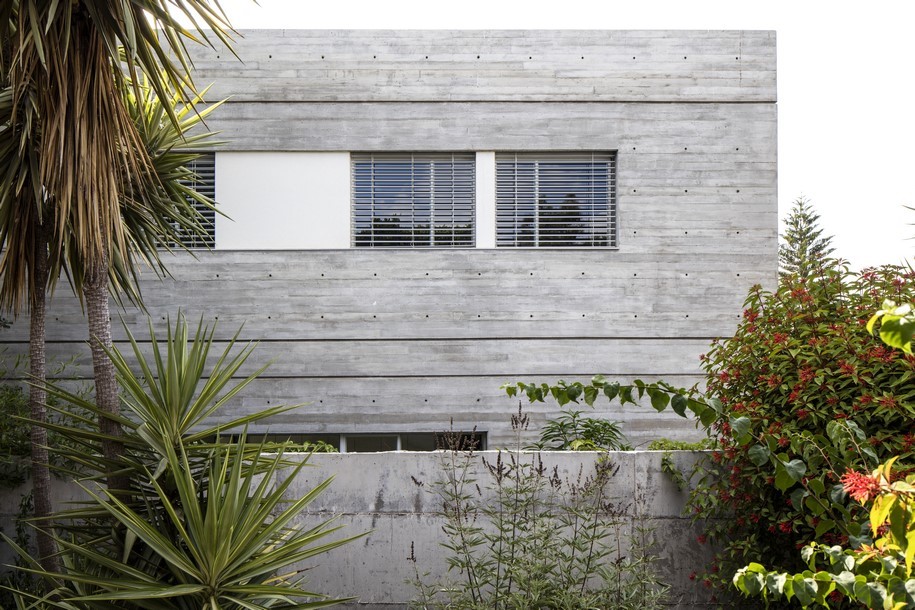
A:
[165,152,216,249]
[352,153,475,248]
[496,152,617,248]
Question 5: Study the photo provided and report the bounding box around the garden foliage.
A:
[410,409,668,610]
[4,315,357,610]
[779,197,836,279]
[694,264,915,593]
[734,458,915,608]
[529,407,631,451]
[506,263,915,604]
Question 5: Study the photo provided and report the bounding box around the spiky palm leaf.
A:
[41,314,302,483]
[1,0,239,496]
[6,440,357,610]
[7,316,359,609]
[2,0,234,276]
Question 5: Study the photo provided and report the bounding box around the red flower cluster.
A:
[903,433,915,452]
[868,346,896,363]
[878,395,898,410]
[840,469,882,503]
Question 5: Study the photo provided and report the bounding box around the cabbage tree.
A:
[0,0,232,567]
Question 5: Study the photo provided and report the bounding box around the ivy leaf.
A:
[566,383,582,403]
[748,444,770,467]
[741,572,764,596]
[815,519,835,538]
[584,385,598,407]
[648,388,670,412]
[698,405,718,428]
[775,459,807,491]
[504,384,518,397]
[730,416,751,443]
[878,316,915,354]
[604,382,620,400]
[790,486,808,511]
[766,572,787,597]
[800,544,816,565]
[804,495,825,516]
[808,478,825,495]
[792,575,817,607]
[591,374,606,387]
[833,570,856,595]
[633,379,646,399]
[784,458,807,481]
[853,580,871,607]
[670,394,688,417]
[708,397,724,414]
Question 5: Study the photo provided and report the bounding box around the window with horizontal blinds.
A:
[496,152,617,247]
[172,153,216,249]
[352,153,475,247]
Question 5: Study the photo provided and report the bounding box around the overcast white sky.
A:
[210,0,915,269]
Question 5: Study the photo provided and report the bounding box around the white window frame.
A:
[172,151,216,249]
[495,152,617,248]
[351,152,476,248]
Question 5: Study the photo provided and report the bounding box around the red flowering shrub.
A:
[693,263,915,600]
[504,263,915,606]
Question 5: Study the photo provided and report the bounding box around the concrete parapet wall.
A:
[0,450,712,609]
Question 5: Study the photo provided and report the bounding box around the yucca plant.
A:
[4,314,359,609]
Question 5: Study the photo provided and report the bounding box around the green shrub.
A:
[410,408,668,610]
[504,264,915,605]
[0,357,29,488]
[691,264,915,597]
[4,315,358,609]
[646,438,716,451]
[532,408,631,451]
[734,458,915,608]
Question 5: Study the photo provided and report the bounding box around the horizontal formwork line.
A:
[3,373,703,382]
[2,335,723,346]
[219,99,776,105]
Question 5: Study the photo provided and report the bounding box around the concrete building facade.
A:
[2,30,778,448]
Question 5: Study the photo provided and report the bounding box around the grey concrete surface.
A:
[0,451,714,608]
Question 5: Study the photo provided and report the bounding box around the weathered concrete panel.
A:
[285,450,713,608]
[1,30,777,447]
[195,101,777,153]
[188,30,775,103]
[0,451,714,608]
[2,247,762,446]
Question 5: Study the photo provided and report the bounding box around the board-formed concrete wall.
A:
[0,451,713,609]
[0,30,777,446]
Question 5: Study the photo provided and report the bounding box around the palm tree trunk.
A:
[28,223,59,574]
[84,254,129,493]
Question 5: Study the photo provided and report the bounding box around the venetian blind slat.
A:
[352,153,475,248]
[495,152,617,248]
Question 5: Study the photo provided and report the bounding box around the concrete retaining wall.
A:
[0,450,713,608]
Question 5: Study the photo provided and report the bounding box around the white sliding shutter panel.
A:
[352,153,475,247]
[173,152,216,249]
[496,152,616,247]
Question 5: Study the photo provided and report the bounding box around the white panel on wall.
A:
[214,152,350,249]
[475,152,496,248]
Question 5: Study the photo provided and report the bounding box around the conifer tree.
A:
[779,197,836,279]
